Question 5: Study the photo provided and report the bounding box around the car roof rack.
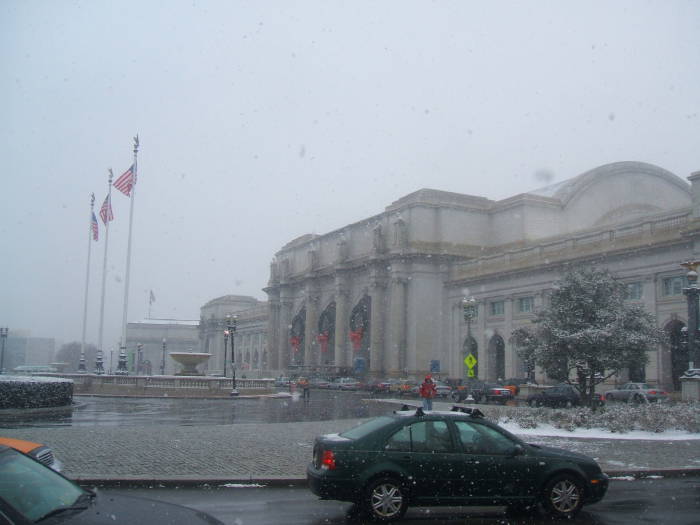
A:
[450,405,484,417]
[394,403,425,417]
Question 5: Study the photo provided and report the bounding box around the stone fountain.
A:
[169,352,212,376]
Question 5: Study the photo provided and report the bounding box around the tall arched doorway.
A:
[290,308,306,367]
[350,296,371,376]
[462,336,478,379]
[665,320,687,391]
[488,334,505,381]
[318,302,336,370]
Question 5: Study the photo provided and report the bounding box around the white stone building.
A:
[198,295,268,376]
[264,162,700,390]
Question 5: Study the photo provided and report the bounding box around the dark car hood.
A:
[41,493,224,525]
[528,444,597,465]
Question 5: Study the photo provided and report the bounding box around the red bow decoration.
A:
[349,329,364,351]
[290,336,301,352]
[317,332,330,353]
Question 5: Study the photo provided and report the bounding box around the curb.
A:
[76,468,700,489]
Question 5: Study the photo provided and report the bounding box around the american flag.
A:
[114,164,135,196]
[99,194,114,224]
[91,212,99,241]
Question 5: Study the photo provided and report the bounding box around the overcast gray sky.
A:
[1,0,699,349]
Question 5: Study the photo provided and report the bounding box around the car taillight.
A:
[321,450,336,470]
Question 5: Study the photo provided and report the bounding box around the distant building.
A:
[1,330,56,373]
[264,161,700,390]
[125,319,199,375]
[198,295,268,376]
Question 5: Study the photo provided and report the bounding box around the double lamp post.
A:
[223,314,239,396]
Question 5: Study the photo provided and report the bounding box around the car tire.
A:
[632,394,644,404]
[541,474,584,519]
[605,393,613,402]
[564,400,574,408]
[363,476,409,522]
[528,398,539,408]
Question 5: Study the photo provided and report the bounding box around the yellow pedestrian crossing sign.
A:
[464,353,477,369]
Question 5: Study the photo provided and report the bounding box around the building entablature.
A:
[448,208,694,286]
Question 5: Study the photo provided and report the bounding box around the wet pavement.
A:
[1,392,699,483]
[0,390,394,428]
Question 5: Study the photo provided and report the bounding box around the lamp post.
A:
[462,297,477,380]
[161,338,167,375]
[223,320,229,378]
[0,327,8,374]
[229,314,239,396]
[681,261,700,371]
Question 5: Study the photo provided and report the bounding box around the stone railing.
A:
[40,373,275,398]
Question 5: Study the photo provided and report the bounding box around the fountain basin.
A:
[169,352,212,376]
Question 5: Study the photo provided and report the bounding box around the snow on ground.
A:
[498,421,700,441]
[370,397,700,441]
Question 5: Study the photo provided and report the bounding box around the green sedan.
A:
[307,405,608,522]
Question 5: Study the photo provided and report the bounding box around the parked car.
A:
[329,377,361,390]
[0,436,60,471]
[0,445,225,524]
[604,382,669,403]
[527,384,604,408]
[501,377,530,396]
[307,405,608,521]
[452,381,513,404]
[410,380,453,398]
[365,378,393,393]
[391,379,416,396]
[309,377,331,389]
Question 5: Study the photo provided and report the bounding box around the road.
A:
[99,475,700,525]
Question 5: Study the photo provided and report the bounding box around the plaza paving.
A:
[2,398,699,484]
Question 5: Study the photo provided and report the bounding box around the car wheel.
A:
[605,393,613,402]
[528,398,539,408]
[364,476,409,522]
[541,474,584,519]
[564,400,573,408]
[632,394,644,404]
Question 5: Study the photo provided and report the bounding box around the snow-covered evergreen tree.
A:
[511,267,662,404]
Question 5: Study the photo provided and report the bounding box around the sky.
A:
[1,0,699,350]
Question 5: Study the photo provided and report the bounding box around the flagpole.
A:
[79,194,96,373]
[98,171,113,364]
[119,135,139,366]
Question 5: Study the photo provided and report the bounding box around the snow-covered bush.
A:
[0,375,73,409]
[490,401,700,434]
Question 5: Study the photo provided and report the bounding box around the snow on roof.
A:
[131,319,200,326]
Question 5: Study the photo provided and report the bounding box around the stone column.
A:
[334,279,350,370]
[369,279,386,375]
[387,276,407,376]
[267,293,280,371]
[278,294,293,370]
[304,288,319,367]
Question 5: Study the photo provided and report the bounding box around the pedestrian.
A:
[419,374,437,411]
[298,377,311,400]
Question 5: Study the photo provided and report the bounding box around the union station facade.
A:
[261,161,700,391]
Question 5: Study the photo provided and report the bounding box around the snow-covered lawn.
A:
[374,398,700,439]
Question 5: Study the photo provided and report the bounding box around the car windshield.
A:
[340,416,394,440]
[0,449,86,522]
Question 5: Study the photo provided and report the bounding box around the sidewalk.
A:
[2,400,699,486]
